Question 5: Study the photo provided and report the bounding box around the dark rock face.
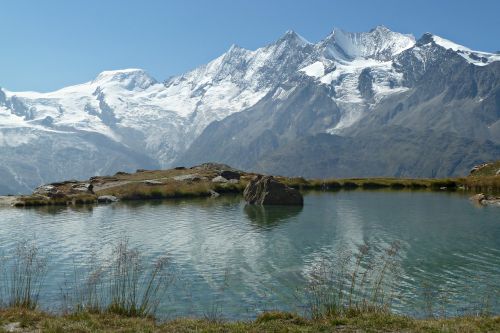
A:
[220,170,241,180]
[0,88,6,105]
[175,35,500,179]
[358,68,374,100]
[243,175,303,206]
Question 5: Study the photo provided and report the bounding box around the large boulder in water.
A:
[243,175,303,206]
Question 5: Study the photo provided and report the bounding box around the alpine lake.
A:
[0,190,498,319]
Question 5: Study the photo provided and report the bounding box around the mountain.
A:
[1,26,500,193]
[177,28,500,177]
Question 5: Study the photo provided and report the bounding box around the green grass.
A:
[14,194,97,207]
[99,181,213,201]
[464,161,500,194]
[469,162,500,177]
[464,176,500,194]
[283,177,464,191]
[0,309,498,332]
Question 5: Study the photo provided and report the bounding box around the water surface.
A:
[0,191,498,318]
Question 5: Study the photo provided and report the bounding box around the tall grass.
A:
[1,237,498,322]
[300,241,402,319]
[0,240,48,309]
[61,239,174,318]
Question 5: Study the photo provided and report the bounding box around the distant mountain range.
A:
[1,26,499,193]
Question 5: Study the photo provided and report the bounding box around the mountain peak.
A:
[226,43,250,54]
[324,26,415,60]
[93,68,157,90]
[370,25,391,33]
[228,43,240,51]
[276,29,311,46]
[416,32,434,46]
[413,32,500,66]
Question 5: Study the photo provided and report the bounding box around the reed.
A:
[0,240,48,309]
[299,241,403,319]
[61,239,174,318]
[1,236,498,327]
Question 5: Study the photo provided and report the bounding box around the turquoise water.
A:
[0,191,499,318]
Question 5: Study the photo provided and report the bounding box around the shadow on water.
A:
[244,204,303,230]
[116,194,242,210]
[27,195,243,215]
[27,204,95,216]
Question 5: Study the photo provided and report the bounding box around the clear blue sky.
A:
[1,0,499,92]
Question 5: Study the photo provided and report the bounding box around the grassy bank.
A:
[464,176,500,194]
[463,161,500,194]
[1,308,499,333]
[8,161,500,207]
[280,176,464,191]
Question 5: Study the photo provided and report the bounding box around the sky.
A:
[1,0,499,92]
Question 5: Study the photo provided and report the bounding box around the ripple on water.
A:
[0,192,498,319]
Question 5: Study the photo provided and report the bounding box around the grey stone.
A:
[173,174,202,181]
[212,176,228,183]
[484,199,500,206]
[209,190,220,198]
[71,183,94,193]
[243,175,303,206]
[470,193,486,204]
[470,193,500,206]
[35,185,56,194]
[143,180,163,185]
[98,195,119,203]
[34,184,67,197]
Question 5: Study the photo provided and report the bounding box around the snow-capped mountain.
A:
[1,26,499,193]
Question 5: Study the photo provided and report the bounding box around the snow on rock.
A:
[324,25,416,61]
[93,68,158,90]
[300,61,325,78]
[300,28,412,131]
[431,35,500,66]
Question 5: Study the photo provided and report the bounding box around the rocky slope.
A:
[176,30,500,176]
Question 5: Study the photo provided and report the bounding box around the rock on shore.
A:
[243,175,303,206]
[470,193,500,206]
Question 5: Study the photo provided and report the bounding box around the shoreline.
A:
[0,162,498,207]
